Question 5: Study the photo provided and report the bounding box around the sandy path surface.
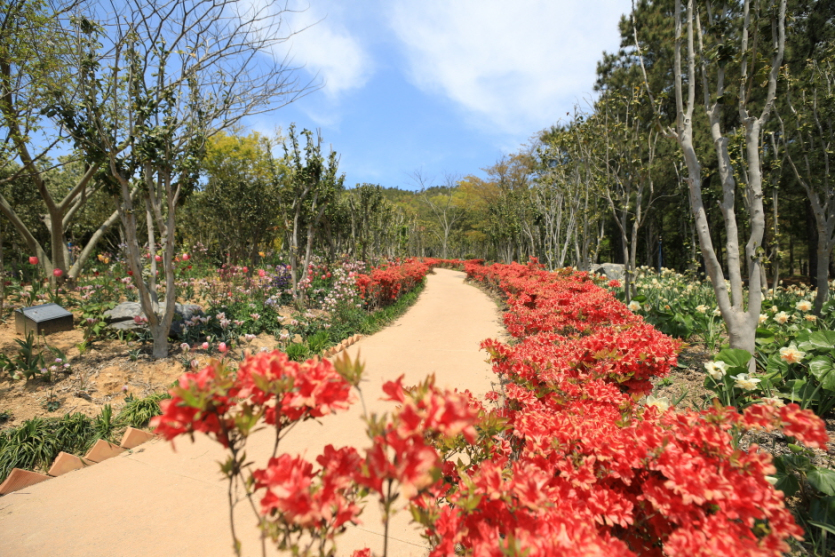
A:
[0,268,505,557]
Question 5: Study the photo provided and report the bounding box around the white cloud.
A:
[256,1,373,98]
[386,0,630,135]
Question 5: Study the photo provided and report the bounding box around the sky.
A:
[241,0,632,191]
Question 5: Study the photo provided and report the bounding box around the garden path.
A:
[0,268,506,557]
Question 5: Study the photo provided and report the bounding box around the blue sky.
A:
[242,0,632,190]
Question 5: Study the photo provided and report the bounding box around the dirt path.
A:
[0,268,506,557]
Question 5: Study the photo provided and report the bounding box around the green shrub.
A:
[307,330,330,354]
[116,393,169,428]
[0,413,98,482]
[285,342,309,362]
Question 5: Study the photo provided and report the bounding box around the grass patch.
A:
[0,392,170,482]
[357,278,426,335]
[116,393,169,428]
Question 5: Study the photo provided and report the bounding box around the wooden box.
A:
[15,303,74,336]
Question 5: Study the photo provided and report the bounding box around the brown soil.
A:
[0,315,284,430]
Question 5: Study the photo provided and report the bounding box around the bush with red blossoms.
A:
[353,258,430,309]
[427,258,828,556]
[154,258,829,557]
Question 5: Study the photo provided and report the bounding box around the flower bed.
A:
[447,258,828,555]
[152,257,828,556]
[354,258,431,309]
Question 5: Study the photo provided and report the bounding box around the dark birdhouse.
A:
[15,304,74,336]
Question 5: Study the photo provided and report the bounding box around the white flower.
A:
[771,305,778,313]
[713,308,722,317]
[760,396,785,408]
[696,305,709,313]
[704,360,728,380]
[628,300,641,311]
[646,394,670,413]
[759,314,768,324]
[779,345,805,364]
[765,476,779,485]
[796,299,813,312]
[774,311,789,324]
[734,374,762,391]
[805,314,817,322]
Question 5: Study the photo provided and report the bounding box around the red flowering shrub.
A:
[354,258,430,309]
[429,258,829,556]
[154,258,829,557]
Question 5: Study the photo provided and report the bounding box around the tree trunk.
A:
[814,236,831,314]
[807,199,818,288]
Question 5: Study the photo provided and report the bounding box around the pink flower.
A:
[242,266,249,274]
[53,268,63,278]
[218,342,228,353]
[28,256,39,265]
[155,255,162,262]
[202,342,209,350]
[258,269,266,278]
[182,253,190,261]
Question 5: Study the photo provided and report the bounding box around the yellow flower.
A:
[779,345,805,364]
[646,395,670,413]
[796,299,812,312]
[734,374,762,391]
[759,314,768,324]
[805,315,817,322]
[774,311,789,324]
[760,397,785,408]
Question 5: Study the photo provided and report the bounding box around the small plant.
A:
[307,330,330,354]
[0,411,12,424]
[116,393,168,428]
[43,391,61,412]
[94,404,116,442]
[285,341,309,362]
[128,348,141,361]
[52,413,96,455]
[0,418,56,482]
[5,331,45,381]
[773,443,835,556]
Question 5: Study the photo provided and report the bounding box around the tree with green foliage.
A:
[51,0,311,358]
[779,40,835,314]
[0,0,125,282]
[282,125,344,305]
[645,0,786,362]
[181,131,284,264]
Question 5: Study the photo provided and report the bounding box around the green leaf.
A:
[807,331,835,350]
[632,295,647,303]
[766,353,788,376]
[809,496,835,525]
[808,468,835,496]
[808,520,835,536]
[715,349,752,370]
[755,327,776,344]
[775,473,800,497]
[808,356,835,391]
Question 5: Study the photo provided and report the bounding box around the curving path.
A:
[0,268,506,557]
